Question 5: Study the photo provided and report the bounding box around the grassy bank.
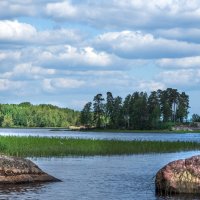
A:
[0,136,200,157]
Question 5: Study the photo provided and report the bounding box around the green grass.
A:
[0,136,200,157]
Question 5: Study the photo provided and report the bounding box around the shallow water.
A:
[1,128,200,142]
[0,151,200,199]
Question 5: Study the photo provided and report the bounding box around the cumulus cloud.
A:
[46,1,77,19]
[94,30,200,59]
[156,69,200,90]
[38,45,113,69]
[2,0,200,30]
[0,1,37,19]
[0,20,83,45]
[137,80,166,91]
[0,79,24,91]
[1,0,200,113]
[157,56,200,68]
[43,78,85,92]
[0,51,21,61]
[0,20,37,42]
[0,63,56,80]
[154,28,200,43]
[43,0,200,30]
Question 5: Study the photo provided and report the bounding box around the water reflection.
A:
[0,183,45,195]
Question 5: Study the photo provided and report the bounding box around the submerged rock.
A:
[155,155,200,195]
[0,155,61,184]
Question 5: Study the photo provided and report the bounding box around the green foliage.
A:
[80,88,190,130]
[0,103,79,128]
[192,114,200,122]
[2,114,14,128]
[93,94,105,128]
[80,102,93,126]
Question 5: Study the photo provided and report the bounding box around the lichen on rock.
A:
[156,155,200,195]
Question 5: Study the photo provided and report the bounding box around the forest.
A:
[80,88,190,130]
[0,102,79,128]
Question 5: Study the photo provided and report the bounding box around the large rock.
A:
[155,155,200,195]
[0,155,61,184]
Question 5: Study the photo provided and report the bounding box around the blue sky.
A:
[0,0,200,115]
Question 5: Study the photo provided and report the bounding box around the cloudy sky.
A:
[1,0,200,115]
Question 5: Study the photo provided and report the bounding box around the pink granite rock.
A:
[0,155,61,184]
[156,155,200,194]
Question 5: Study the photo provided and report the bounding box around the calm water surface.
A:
[0,128,200,142]
[0,151,200,200]
[1,129,200,199]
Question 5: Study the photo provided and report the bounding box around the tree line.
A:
[80,88,190,130]
[191,114,200,123]
[0,102,79,128]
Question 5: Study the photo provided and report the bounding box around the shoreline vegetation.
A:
[80,89,190,130]
[69,126,200,133]
[1,126,200,134]
[1,136,200,157]
[0,89,199,134]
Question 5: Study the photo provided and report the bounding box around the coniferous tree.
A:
[93,94,105,128]
[105,92,114,127]
[176,92,189,122]
[148,91,161,129]
[192,114,200,122]
[123,94,132,129]
[112,96,123,128]
[80,102,92,127]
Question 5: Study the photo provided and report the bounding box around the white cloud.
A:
[157,56,200,68]
[38,29,83,45]
[1,0,200,113]
[2,0,200,30]
[0,20,37,41]
[94,30,200,59]
[137,80,166,91]
[0,51,21,61]
[39,45,113,68]
[43,0,200,30]
[0,63,56,80]
[157,69,200,88]
[46,1,77,19]
[154,28,200,42]
[0,20,83,46]
[43,78,85,92]
[0,79,24,91]
[0,1,37,19]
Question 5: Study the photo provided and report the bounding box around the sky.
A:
[0,0,200,115]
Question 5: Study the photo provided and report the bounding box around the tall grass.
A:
[0,136,200,157]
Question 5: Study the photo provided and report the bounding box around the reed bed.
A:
[0,136,200,157]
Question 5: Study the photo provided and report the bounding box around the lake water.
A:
[0,152,200,200]
[1,129,200,199]
[1,128,200,142]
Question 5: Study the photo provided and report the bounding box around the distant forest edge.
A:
[0,102,79,128]
[1,88,200,129]
[80,88,193,130]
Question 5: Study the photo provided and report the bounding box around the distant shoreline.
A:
[0,127,200,133]
[78,128,200,134]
